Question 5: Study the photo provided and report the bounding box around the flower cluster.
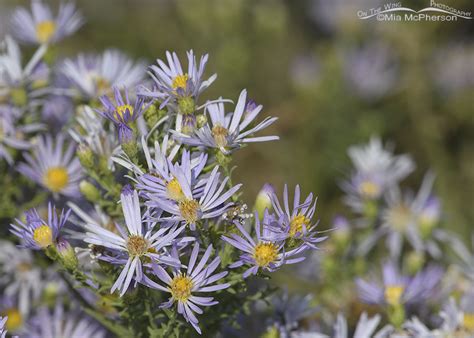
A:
[0,1,472,337]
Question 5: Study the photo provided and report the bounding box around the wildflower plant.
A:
[0,1,472,337]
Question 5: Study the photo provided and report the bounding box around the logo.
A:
[357,0,472,22]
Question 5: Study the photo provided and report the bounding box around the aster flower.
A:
[342,137,414,212]
[0,35,47,107]
[10,0,83,45]
[332,312,393,338]
[24,303,105,338]
[270,291,317,337]
[439,293,474,334]
[83,188,186,296]
[270,184,325,249]
[441,233,474,281]
[0,240,43,315]
[356,262,443,309]
[173,89,279,154]
[0,106,43,164]
[10,202,70,250]
[96,87,146,143]
[222,212,306,278]
[18,134,82,197]
[61,50,145,100]
[357,173,444,258]
[0,316,6,338]
[140,50,216,108]
[70,105,120,170]
[343,42,398,100]
[150,164,241,231]
[135,148,207,205]
[143,242,230,334]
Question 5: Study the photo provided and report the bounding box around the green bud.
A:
[79,180,101,202]
[122,140,138,160]
[405,251,425,274]
[56,238,78,271]
[215,150,232,167]
[10,88,28,107]
[178,96,195,115]
[77,144,95,169]
[196,114,207,128]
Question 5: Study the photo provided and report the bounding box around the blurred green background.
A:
[2,0,473,235]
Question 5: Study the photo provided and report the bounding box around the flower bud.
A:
[56,237,78,271]
[178,96,195,115]
[79,180,101,202]
[254,184,275,217]
[77,144,95,169]
[196,114,207,128]
[122,140,138,160]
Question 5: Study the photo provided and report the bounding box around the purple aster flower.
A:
[96,87,146,143]
[0,106,43,164]
[10,202,70,250]
[17,134,82,198]
[83,188,186,296]
[70,105,119,170]
[439,293,474,333]
[139,50,217,108]
[135,149,207,205]
[173,89,279,154]
[356,262,443,309]
[358,172,444,259]
[143,242,230,334]
[61,50,145,100]
[270,291,317,336]
[270,184,326,249]
[341,137,414,211]
[222,212,306,278]
[0,240,45,315]
[343,42,398,100]
[149,162,242,231]
[0,36,47,108]
[24,302,105,338]
[10,0,83,45]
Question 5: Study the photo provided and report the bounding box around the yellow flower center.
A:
[211,125,229,148]
[172,74,189,90]
[94,76,111,96]
[464,313,474,331]
[358,180,381,199]
[289,214,310,237]
[253,242,279,268]
[178,199,200,224]
[170,274,193,302]
[16,262,32,272]
[33,225,53,248]
[36,20,56,43]
[386,204,412,233]
[384,285,404,306]
[3,308,22,331]
[166,178,185,201]
[43,166,69,193]
[126,235,149,257]
[114,104,134,120]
